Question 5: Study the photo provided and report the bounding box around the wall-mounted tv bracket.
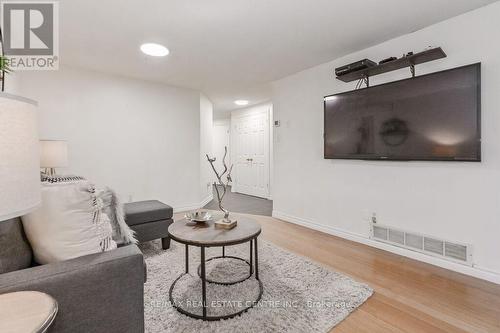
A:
[410,64,416,78]
[363,76,369,87]
[336,47,446,86]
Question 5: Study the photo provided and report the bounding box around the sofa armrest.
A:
[0,245,144,333]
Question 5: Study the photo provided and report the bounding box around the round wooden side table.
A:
[0,291,58,333]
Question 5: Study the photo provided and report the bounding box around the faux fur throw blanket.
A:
[101,187,137,245]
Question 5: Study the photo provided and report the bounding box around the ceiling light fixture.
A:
[234,100,249,106]
[140,43,169,57]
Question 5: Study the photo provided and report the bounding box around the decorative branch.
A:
[206,146,233,221]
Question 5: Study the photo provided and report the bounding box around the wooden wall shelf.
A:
[336,47,447,83]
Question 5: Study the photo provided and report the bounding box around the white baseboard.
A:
[174,194,213,213]
[199,194,214,207]
[272,210,500,285]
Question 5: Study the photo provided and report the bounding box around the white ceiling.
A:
[59,0,496,113]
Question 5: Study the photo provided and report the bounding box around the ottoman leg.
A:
[161,237,171,250]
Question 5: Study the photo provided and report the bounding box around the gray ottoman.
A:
[124,200,173,250]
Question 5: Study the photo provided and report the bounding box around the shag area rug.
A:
[141,239,373,333]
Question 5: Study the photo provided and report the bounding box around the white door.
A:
[232,107,270,198]
[212,120,231,183]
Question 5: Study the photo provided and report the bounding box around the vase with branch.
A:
[206,146,237,227]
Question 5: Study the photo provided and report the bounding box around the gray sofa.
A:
[0,218,145,333]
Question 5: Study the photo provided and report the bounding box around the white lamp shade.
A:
[40,140,68,168]
[0,93,41,221]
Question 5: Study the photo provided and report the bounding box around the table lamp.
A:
[0,93,41,222]
[40,140,68,176]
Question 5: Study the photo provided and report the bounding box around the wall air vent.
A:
[373,225,388,240]
[424,237,444,255]
[444,242,469,262]
[370,223,472,266]
[388,229,405,245]
[405,233,423,250]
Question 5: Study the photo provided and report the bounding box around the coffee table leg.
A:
[222,246,225,258]
[254,237,259,280]
[200,246,207,319]
[250,240,253,275]
[185,244,189,274]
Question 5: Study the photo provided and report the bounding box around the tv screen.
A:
[324,63,481,161]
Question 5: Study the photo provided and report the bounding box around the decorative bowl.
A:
[185,211,212,222]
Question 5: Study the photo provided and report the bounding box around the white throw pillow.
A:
[22,177,118,264]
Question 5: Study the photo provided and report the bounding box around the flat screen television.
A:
[324,63,481,161]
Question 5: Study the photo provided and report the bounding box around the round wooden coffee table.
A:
[167,215,263,321]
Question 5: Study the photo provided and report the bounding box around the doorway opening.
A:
[207,103,273,216]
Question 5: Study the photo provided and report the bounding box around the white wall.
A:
[200,94,214,204]
[272,3,500,283]
[15,66,206,211]
[3,72,22,95]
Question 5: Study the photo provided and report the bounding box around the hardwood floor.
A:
[175,212,500,332]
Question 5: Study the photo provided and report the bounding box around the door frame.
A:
[230,102,273,200]
[229,101,274,200]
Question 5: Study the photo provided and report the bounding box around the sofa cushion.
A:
[0,218,33,273]
[124,200,173,226]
